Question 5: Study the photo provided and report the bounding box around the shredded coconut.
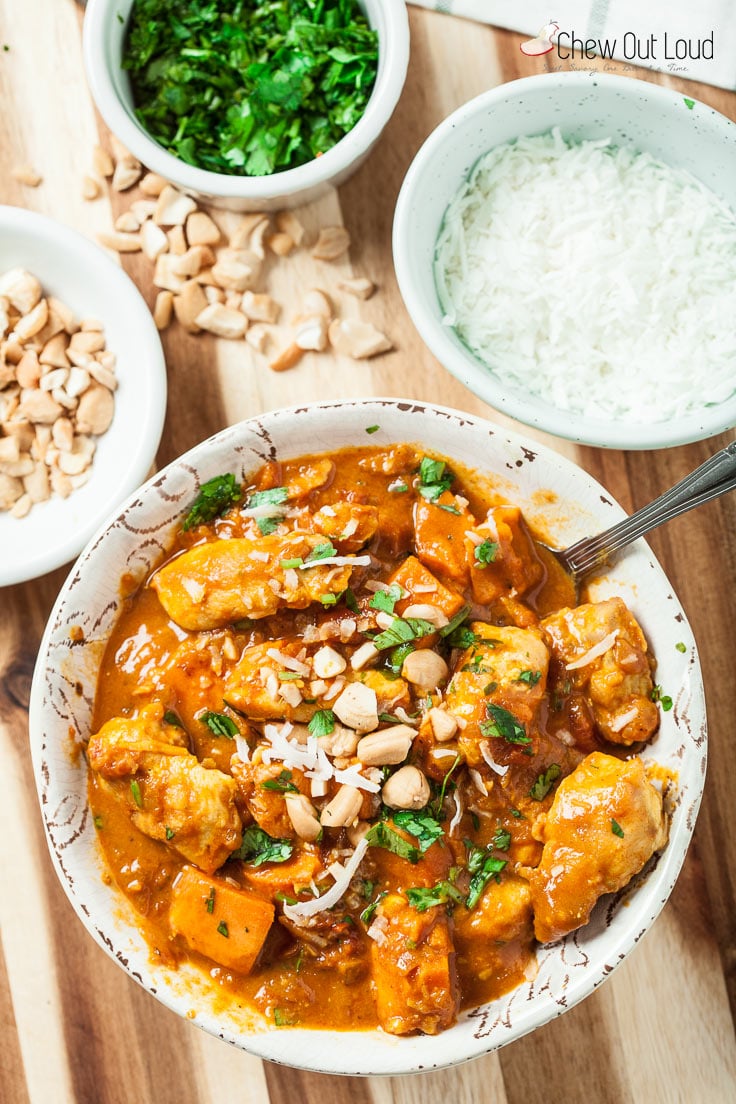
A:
[283,838,369,921]
[436,128,736,422]
[479,740,509,776]
[565,630,619,670]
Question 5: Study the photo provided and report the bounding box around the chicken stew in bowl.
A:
[88,444,669,1036]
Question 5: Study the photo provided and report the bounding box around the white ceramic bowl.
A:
[0,206,166,587]
[83,0,409,211]
[30,399,705,1074]
[393,73,736,450]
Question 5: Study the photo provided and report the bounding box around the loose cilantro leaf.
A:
[247,486,289,509]
[611,819,625,838]
[464,840,507,909]
[308,709,335,738]
[182,473,241,530]
[360,890,387,925]
[675,641,687,653]
[257,516,279,536]
[274,1008,299,1027]
[344,588,360,613]
[369,584,403,615]
[163,710,183,727]
[236,826,293,866]
[474,540,498,566]
[365,821,419,864]
[123,0,379,178]
[480,704,531,746]
[446,625,478,649]
[261,769,299,793]
[439,605,471,639]
[200,710,239,738]
[130,779,143,808]
[372,616,436,651]
[432,754,461,817]
[392,809,444,854]
[530,763,562,801]
[417,456,454,501]
[217,921,229,937]
[304,541,337,563]
[406,879,464,913]
[165,827,175,840]
[365,424,380,434]
[517,669,541,686]
[492,827,512,851]
[651,685,673,711]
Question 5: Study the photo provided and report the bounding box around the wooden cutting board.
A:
[1,3,735,1101]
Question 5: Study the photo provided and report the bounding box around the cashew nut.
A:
[285,793,321,842]
[332,682,379,733]
[401,649,449,691]
[381,765,431,811]
[320,784,363,828]
[357,725,414,766]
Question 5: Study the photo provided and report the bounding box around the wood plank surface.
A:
[2,3,736,1102]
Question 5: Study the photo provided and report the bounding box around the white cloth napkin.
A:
[409,1,736,90]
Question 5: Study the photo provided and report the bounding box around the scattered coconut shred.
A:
[435,128,736,422]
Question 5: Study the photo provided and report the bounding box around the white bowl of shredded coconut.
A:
[393,74,736,449]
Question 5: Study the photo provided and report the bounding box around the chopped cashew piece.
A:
[194,303,248,339]
[328,318,393,359]
[154,185,198,227]
[312,226,351,261]
[381,766,431,810]
[338,277,375,300]
[12,165,42,187]
[333,683,379,733]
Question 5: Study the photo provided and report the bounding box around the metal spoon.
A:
[550,440,736,588]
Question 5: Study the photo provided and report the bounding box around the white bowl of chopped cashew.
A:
[83,0,410,211]
[0,206,166,586]
[29,398,705,1074]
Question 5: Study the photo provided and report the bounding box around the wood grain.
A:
[2,3,736,1102]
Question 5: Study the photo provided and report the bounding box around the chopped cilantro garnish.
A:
[257,516,279,536]
[651,685,673,711]
[274,1008,299,1027]
[123,0,379,178]
[480,703,531,746]
[611,819,625,838]
[247,486,289,509]
[182,473,241,530]
[439,605,471,639]
[388,481,408,493]
[280,557,303,569]
[308,709,335,738]
[492,827,512,851]
[511,808,524,819]
[369,584,403,615]
[261,769,299,793]
[236,826,293,866]
[130,779,143,808]
[406,878,464,913]
[372,615,436,651]
[344,587,359,613]
[93,815,104,830]
[464,840,507,909]
[304,541,337,563]
[163,710,183,727]
[365,821,419,864]
[446,625,478,649]
[200,710,239,738]
[365,424,380,434]
[217,921,229,938]
[392,809,444,853]
[675,641,687,653]
[438,503,461,515]
[530,763,562,801]
[206,888,216,913]
[360,890,387,925]
[432,754,461,817]
[517,669,541,686]
[416,456,455,502]
[474,540,498,566]
[165,827,175,840]
[319,592,339,606]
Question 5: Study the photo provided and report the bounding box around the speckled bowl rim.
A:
[29,399,706,1075]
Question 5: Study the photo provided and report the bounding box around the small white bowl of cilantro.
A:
[84,0,409,209]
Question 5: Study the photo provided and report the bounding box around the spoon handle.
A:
[562,441,736,577]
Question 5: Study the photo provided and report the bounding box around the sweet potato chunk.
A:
[369,893,459,1035]
[313,501,379,552]
[151,531,354,631]
[170,867,274,973]
[529,752,668,943]
[413,491,475,585]
[387,555,466,621]
[241,846,323,899]
[467,506,544,605]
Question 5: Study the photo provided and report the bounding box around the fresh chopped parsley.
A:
[308,709,335,738]
[236,826,293,866]
[517,669,541,686]
[392,809,444,853]
[165,827,175,840]
[182,473,241,530]
[406,879,464,913]
[200,710,239,738]
[365,424,380,434]
[474,540,498,566]
[529,763,562,801]
[511,808,525,819]
[464,841,507,909]
[417,456,454,502]
[123,0,379,178]
[261,769,299,793]
[675,641,687,653]
[651,685,673,711]
[130,779,143,808]
[480,704,531,746]
[257,516,279,536]
[206,887,215,913]
[611,819,625,838]
[247,486,289,509]
[372,615,436,651]
[365,821,419,864]
[492,827,512,851]
[387,641,414,673]
[319,592,339,606]
[369,584,403,615]
[217,921,229,938]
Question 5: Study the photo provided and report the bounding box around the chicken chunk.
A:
[454,875,535,999]
[230,756,309,839]
[528,751,668,943]
[445,623,549,767]
[224,640,314,721]
[369,893,459,1035]
[313,501,379,552]
[151,531,355,631]
[88,705,242,874]
[541,598,659,745]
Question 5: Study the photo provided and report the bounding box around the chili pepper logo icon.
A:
[520,21,560,56]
